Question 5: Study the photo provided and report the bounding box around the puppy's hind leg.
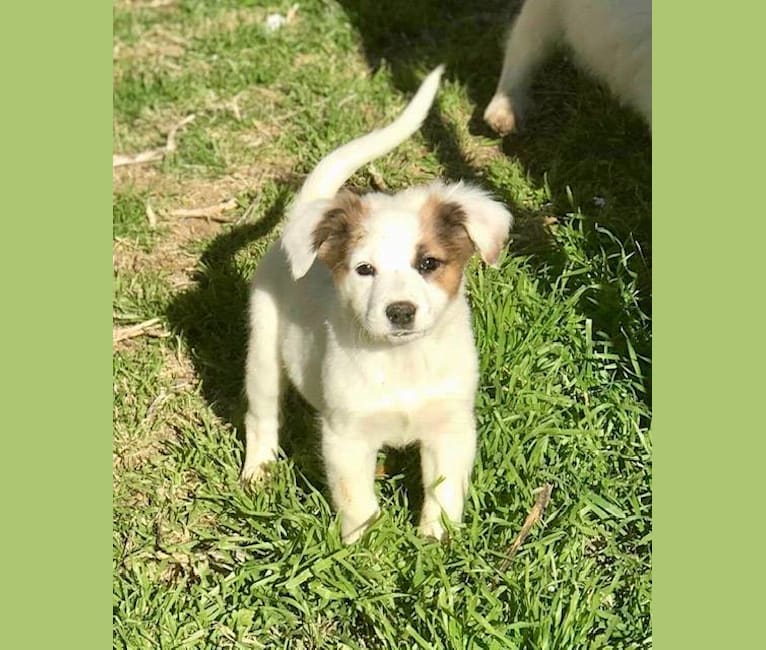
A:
[484,0,561,135]
[241,286,282,484]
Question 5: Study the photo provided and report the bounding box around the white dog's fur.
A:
[242,66,513,543]
[484,0,651,135]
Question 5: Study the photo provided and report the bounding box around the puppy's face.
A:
[311,187,504,344]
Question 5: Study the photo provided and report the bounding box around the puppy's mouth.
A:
[386,329,425,343]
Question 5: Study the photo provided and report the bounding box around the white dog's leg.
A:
[241,287,282,483]
[484,0,561,135]
[418,422,477,540]
[322,421,380,544]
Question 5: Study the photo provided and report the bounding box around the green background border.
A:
[1,1,763,647]
[653,3,765,648]
[1,2,111,648]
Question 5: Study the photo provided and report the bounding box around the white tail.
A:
[294,65,445,208]
[281,65,445,279]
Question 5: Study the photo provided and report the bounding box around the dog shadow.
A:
[165,184,328,480]
[336,0,652,401]
[167,183,324,489]
[167,188,285,431]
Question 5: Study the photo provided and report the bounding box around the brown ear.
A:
[311,191,367,272]
[429,200,476,264]
[429,182,513,266]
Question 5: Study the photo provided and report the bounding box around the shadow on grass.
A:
[337,0,652,403]
[164,184,327,479]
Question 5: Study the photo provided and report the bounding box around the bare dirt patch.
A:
[113,216,219,285]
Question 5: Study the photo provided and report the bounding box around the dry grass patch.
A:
[113,24,187,64]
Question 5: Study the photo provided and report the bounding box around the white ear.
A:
[436,182,513,266]
[280,198,334,279]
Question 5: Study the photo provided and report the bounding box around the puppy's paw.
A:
[340,509,380,545]
[341,525,368,545]
[239,460,271,486]
[484,94,520,136]
[418,518,447,542]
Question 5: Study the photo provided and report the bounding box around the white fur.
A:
[484,0,651,135]
[242,68,512,543]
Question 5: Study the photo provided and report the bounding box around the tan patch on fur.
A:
[312,191,368,281]
[416,195,475,297]
[415,401,455,432]
[338,479,353,505]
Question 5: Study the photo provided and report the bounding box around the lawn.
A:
[113,0,651,647]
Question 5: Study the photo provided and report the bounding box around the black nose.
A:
[385,301,417,327]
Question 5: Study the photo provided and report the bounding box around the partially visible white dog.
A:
[484,0,651,135]
[241,66,512,544]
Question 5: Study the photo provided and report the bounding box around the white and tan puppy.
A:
[484,0,651,135]
[242,66,512,544]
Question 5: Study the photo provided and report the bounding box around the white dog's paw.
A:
[239,460,271,486]
[341,525,368,545]
[484,93,520,136]
[340,509,380,545]
[240,441,280,486]
[418,518,447,542]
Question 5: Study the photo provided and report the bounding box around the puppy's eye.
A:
[417,257,441,274]
[355,263,376,277]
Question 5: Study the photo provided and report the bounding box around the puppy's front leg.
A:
[419,420,477,541]
[322,420,380,544]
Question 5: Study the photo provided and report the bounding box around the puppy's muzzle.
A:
[385,301,417,328]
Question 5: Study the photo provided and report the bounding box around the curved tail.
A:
[293,65,445,208]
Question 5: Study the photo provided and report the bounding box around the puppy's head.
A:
[282,182,512,344]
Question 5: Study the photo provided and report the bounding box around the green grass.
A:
[113,0,651,647]
[113,190,159,248]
